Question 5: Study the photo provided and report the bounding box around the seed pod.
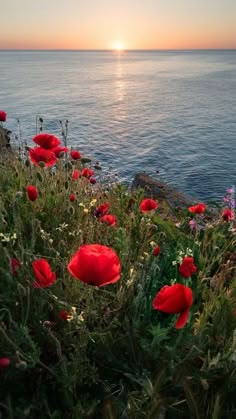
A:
[36,171,43,182]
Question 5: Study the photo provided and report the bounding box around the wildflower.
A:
[52,146,69,158]
[83,208,89,214]
[32,133,61,149]
[179,256,197,278]
[59,310,69,321]
[152,283,193,329]
[68,244,121,286]
[140,199,158,213]
[188,203,206,214]
[0,357,10,368]
[0,110,7,122]
[94,202,110,217]
[70,150,81,160]
[69,194,76,202]
[189,219,196,230]
[90,178,96,184]
[10,258,21,276]
[89,199,97,207]
[72,169,81,181]
[32,258,56,288]
[100,214,117,226]
[26,185,38,202]
[222,209,234,222]
[29,147,57,167]
[152,245,161,256]
[81,168,94,179]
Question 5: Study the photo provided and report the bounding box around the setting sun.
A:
[113,42,124,51]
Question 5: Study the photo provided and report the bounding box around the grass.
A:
[0,148,235,419]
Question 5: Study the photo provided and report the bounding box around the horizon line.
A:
[0,48,236,52]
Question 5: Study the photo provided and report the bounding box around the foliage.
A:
[0,152,235,419]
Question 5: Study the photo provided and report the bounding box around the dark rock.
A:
[0,126,11,150]
[132,172,194,209]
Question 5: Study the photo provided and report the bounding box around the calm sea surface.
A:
[0,50,236,201]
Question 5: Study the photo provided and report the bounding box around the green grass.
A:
[0,153,235,419]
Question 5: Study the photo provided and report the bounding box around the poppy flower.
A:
[59,310,69,320]
[179,256,197,278]
[222,209,234,222]
[0,110,7,122]
[26,185,38,201]
[72,169,81,181]
[29,147,57,167]
[0,357,10,368]
[70,150,81,160]
[90,178,96,184]
[140,199,158,213]
[10,258,21,276]
[68,244,121,286]
[94,202,110,218]
[52,146,69,158]
[100,214,117,226]
[69,194,76,202]
[81,168,94,179]
[152,245,161,256]
[32,258,56,288]
[32,133,61,150]
[153,283,193,328]
[188,203,206,214]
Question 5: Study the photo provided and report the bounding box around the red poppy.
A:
[179,256,197,278]
[94,202,110,218]
[59,310,69,320]
[10,258,21,276]
[72,169,81,181]
[68,244,121,286]
[81,168,94,179]
[70,150,81,160]
[100,214,117,226]
[29,147,57,167]
[140,199,158,213]
[26,185,38,201]
[52,146,69,158]
[90,178,96,184]
[0,357,10,368]
[32,258,56,288]
[69,194,76,202]
[152,283,193,328]
[0,110,7,122]
[152,246,161,256]
[188,203,206,214]
[33,133,61,149]
[222,209,234,222]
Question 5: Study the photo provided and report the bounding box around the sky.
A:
[0,0,235,50]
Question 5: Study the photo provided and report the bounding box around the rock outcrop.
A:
[132,172,194,209]
[0,126,11,151]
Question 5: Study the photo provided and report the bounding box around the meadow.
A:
[0,114,235,419]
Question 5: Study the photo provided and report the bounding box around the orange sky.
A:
[0,0,236,50]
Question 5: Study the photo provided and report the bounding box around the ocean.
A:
[0,50,235,201]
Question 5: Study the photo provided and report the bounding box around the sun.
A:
[113,41,124,51]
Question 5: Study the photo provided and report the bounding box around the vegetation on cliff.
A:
[0,121,235,418]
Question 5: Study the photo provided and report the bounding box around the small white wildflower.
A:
[89,199,97,207]
[149,241,156,248]
[172,261,177,266]
[84,208,89,214]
